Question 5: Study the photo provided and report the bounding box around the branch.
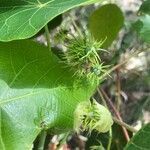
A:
[115,68,122,111]
[113,117,138,133]
[99,88,130,142]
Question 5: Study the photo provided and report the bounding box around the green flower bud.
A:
[74,100,113,133]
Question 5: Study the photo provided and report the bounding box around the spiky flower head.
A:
[62,34,108,81]
[74,100,113,134]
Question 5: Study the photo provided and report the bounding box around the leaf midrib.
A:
[0,85,80,106]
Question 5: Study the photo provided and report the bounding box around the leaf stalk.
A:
[44,24,52,56]
[38,130,47,150]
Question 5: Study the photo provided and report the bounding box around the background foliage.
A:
[0,0,149,150]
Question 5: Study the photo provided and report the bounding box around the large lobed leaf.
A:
[0,40,96,149]
[0,0,101,41]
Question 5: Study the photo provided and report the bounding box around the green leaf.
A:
[0,0,100,41]
[132,0,150,44]
[139,0,150,15]
[125,123,150,150]
[32,15,63,38]
[133,15,150,43]
[0,40,96,149]
[89,4,124,48]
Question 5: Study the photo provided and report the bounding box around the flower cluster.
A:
[74,100,113,133]
[62,34,108,80]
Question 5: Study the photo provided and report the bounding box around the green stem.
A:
[44,25,52,56]
[38,130,47,150]
[107,128,112,150]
